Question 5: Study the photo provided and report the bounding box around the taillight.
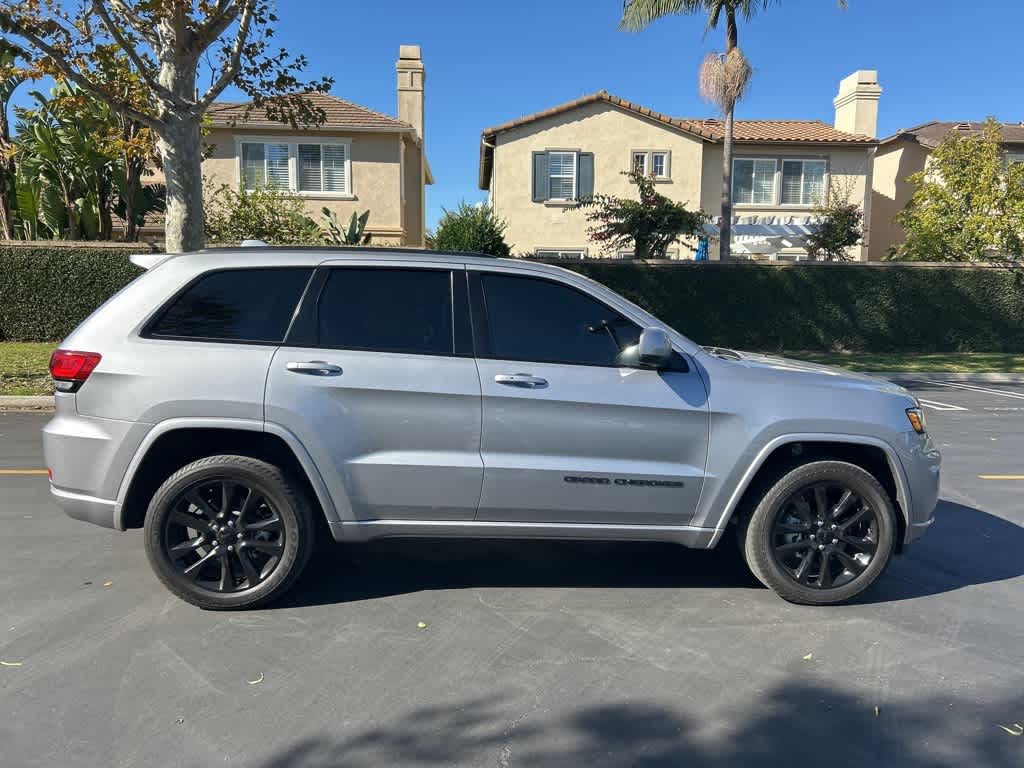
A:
[49,350,102,392]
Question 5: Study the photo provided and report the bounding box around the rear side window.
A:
[479,272,640,366]
[147,268,312,342]
[317,268,453,355]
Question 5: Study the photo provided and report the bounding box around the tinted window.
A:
[480,273,640,366]
[318,268,453,355]
[149,268,311,342]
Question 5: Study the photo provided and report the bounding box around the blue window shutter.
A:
[532,152,549,202]
[577,152,594,199]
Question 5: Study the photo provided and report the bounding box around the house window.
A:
[535,248,586,259]
[632,152,647,176]
[239,139,351,195]
[781,159,827,206]
[548,151,577,200]
[733,158,777,205]
[241,142,289,191]
[298,143,349,193]
[651,151,669,179]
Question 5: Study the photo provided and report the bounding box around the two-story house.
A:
[200,44,432,246]
[478,71,882,261]
[870,121,1024,261]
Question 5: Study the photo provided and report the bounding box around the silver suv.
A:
[44,247,940,609]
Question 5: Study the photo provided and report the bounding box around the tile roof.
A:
[880,120,1024,148]
[208,93,414,132]
[481,90,874,144]
[479,90,874,189]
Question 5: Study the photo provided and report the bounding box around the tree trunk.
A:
[719,10,739,262]
[721,105,734,261]
[158,115,205,252]
[156,40,204,253]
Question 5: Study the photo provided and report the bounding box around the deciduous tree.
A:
[1,1,332,251]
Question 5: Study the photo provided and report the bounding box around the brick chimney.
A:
[396,44,425,142]
[833,70,882,138]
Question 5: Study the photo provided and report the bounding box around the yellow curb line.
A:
[0,469,48,476]
[978,475,1024,480]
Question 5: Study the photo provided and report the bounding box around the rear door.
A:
[265,263,483,522]
[471,269,709,526]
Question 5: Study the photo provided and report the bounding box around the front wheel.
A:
[739,460,897,605]
[144,455,315,610]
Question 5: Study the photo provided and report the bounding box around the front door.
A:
[471,270,709,526]
[265,264,482,521]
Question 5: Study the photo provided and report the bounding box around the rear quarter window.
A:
[146,267,312,343]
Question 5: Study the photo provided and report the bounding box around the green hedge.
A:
[560,262,1024,353]
[1,245,146,341]
[3,246,1024,351]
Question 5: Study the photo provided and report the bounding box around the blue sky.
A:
[10,1,1024,229]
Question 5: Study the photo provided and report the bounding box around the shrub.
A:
[204,184,321,245]
[0,244,147,341]
[433,202,511,257]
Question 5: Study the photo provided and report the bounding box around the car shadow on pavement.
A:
[254,683,1024,768]
[277,499,1023,609]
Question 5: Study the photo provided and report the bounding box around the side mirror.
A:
[637,327,673,369]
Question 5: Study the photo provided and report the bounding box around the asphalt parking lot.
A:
[1,377,1023,768]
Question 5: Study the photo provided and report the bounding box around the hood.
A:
[702,347,911,397]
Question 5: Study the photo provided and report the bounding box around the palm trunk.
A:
[0,108,12,240]
[718,11,739,262]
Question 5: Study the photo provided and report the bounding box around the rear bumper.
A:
[50,485,118,529]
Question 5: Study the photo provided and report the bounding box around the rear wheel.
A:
[739,460,897,605]
[144,455,315,610]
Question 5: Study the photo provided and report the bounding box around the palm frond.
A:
[620,0,701,31]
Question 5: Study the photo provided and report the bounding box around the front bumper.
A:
[898,430,941,547]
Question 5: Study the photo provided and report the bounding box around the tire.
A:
[143,455,315,610]
[739,460,897,606]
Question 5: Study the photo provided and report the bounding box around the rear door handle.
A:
[495,373,548,389]
[286,361,343,376]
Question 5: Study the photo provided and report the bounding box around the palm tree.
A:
[621,1,847,260]
[0,44,28,239]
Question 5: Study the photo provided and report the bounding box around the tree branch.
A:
[1,14,161,130]
[90,0,180,105]
[192,0,241,53]
[193,0,255,113]
[107,0,160,48]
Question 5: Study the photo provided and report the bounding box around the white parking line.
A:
[918,398,968,412]
[915,379,1024,401]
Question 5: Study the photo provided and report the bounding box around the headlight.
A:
[906,407,926,434]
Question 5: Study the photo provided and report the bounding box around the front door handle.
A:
[286,361,343,376]
[495,373,548,389]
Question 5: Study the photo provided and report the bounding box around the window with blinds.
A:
[781,159,826,206]
[733,159,777,205]
[240,140,350,195]
[548,151,577,200]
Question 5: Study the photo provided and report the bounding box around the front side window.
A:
[781,159,827,205]
[479,273,640,366]
[148,268,312,342]
[733,158,777,205]
[317,268,452,355]
[548,151,577,200]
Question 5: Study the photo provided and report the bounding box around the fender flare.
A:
[706,432,912,549]
[112,417,338,530]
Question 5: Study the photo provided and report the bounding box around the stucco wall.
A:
[700,143,874,261]
[489,102,705,257]
[869,140,928,261]
[203,127,407,244]
[401,136,426,248]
